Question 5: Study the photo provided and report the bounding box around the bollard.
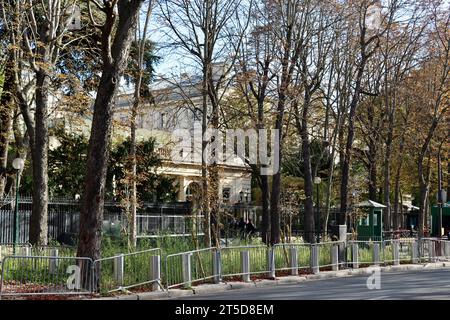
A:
[241,251,250,282]
[373,243,380,266]
[182,252,192,288]
[352,243,359,269]
[150,255,161,291]
[393,241,400,265]
[49,249,59,274]
[213,250,222,284]
[290,247,299,275]
[331,244,339,271]
[412,241,419,264]
[114,254,125,286]
[267,247,276,278]
[311,245,319,274]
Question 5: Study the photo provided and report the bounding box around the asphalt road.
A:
[172,269,450,300]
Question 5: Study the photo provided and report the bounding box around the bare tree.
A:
[1,0,80,244]
[339,0,382,226]
[128,0,155,247]
[414,2,450,237]
[159,0,250,247]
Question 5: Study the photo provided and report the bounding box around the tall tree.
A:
[77,0,145,270]
[339,0,382,226]
[1,0,80,244]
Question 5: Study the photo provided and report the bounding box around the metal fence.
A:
[165,247,217,289]
[4,237,450,298]
[0,196,203,244]
[273,243,311,274]
[0,255,93,298]
[93,248,162,293]
[137,215,203,238]
[220,245,269,280]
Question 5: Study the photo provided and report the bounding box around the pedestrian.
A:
[245,218,257,238]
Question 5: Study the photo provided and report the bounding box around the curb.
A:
[92,263,450,300]
[193,283,231,295]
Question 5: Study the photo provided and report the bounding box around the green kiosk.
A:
[355,200,386,241]
[431,202,450,236]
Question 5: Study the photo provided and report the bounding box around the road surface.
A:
[172,269,450,300]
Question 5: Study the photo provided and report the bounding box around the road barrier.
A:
[165,247,217,289]
[93,248,162,293]
[273,243,311,275]
[2,238,450,298]
[0,255,93,298]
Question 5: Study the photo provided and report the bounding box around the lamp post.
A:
[314,177,321,243]
[12,158,24,254]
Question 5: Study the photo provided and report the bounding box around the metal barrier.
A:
[93,248,162,293]
[0,255,93,298]
[0,243,32,262]
[273,243,311,275]
[347,241,383,267]
[165,247,217,289]
[5,238,450,298]
[220,245,269,280]
[382,239,415,264]
[420,239,450,262]
[315,242,344,270]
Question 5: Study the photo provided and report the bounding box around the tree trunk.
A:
[29,71,49,245]
[260,174,270,244]
[393,138,405,231]
[77,1,143,265]
[339,60,366,225]
[0,63,14,198]
[393,167,401,231]
[300,95,315,243]
[201,62,211,248]
[130,93,138,247]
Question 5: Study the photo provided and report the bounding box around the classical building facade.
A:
[113,76,252,206]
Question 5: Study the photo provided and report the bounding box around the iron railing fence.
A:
[136,215,204,238]
[0,243,32,263]
[0,196,204,244]
[0,255,93,298]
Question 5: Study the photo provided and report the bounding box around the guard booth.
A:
[431,202,450,237]
[355,200,386,241]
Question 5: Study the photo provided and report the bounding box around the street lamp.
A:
[12,158,24,254]
[314,177,321,243]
